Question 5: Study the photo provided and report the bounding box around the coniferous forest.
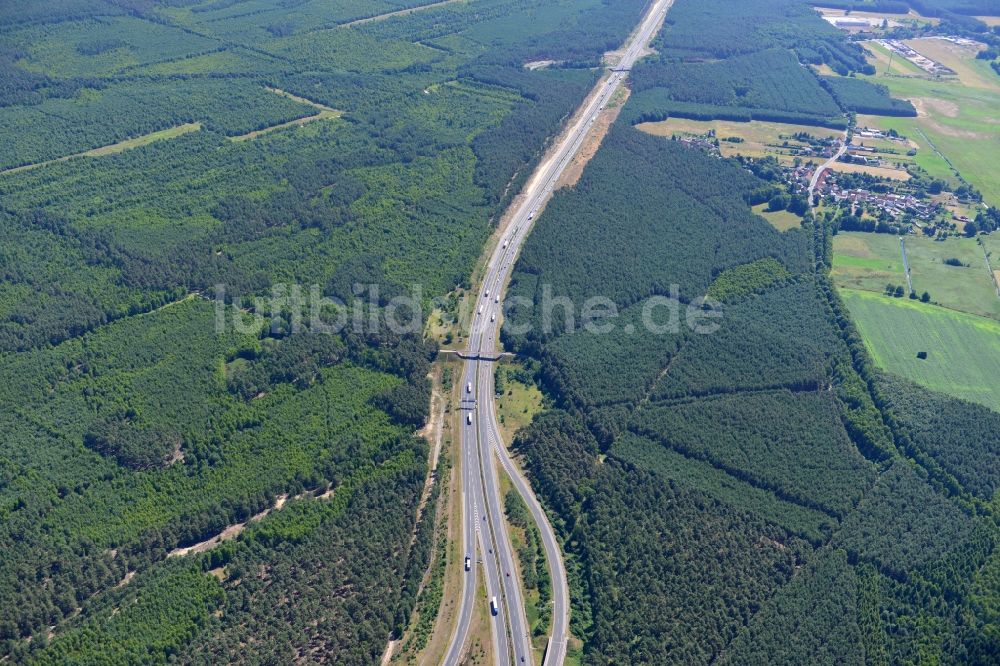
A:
[1,0,998,663]
[501,1,1000,662]
[0,0,654,661]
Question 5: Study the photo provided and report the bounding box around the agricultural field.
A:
[984,232,1000,290]
[637,117,843,162]
[832,231,1000,320]
[840,288,1000,411]
[827,159,912,180]
[855,38,1000,205]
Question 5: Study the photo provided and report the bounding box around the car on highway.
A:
[464,556,471,572]
[494,294,499,303]
[490,313,495,322]
[466,382,472,393]
[467,412,472,425]
[490,597,498,616]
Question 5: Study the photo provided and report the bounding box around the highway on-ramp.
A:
[442,2,671,664]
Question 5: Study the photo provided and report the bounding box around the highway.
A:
[442,1,671,664]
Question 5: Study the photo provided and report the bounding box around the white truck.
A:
[467,412,473,425]
[489,597,498,616]
[466,382,472,393]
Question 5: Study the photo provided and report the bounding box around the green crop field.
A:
[832,231,1000,320]
[984,233,1000,286]
[905,235,1000,320]
[841,288,1000,411]
[831,231,907,290]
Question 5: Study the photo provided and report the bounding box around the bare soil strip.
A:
[0,123,201,177]
[167,496,287,558]
[555,86,629,189]
[229,88,342,141]
[339,0,465,28]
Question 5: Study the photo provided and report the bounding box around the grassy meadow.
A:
[832,231,1000,321]
[841,288,1000,411]
[856,38,1000,206]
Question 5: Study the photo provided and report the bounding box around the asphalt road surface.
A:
[807,136,848,201]
[442,2,672,664]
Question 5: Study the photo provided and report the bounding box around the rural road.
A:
[442,1,672,664]
[808,135,848,202]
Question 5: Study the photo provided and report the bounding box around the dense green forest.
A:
[652,0,871,71]
[503,9,1000,658]
[626,0,914,129]
[503,127,813,409]
[819,76,918,117]
[0,0,655,660]
[823,0,1000,16]
[2,0,997,662]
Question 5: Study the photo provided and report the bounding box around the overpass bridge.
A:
[437,349,517,362]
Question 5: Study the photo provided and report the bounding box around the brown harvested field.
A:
[637,117,844,163]
[637,117,842,143]
[827,161,911,180]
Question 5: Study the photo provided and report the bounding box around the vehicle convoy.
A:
[490,597,498,616]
